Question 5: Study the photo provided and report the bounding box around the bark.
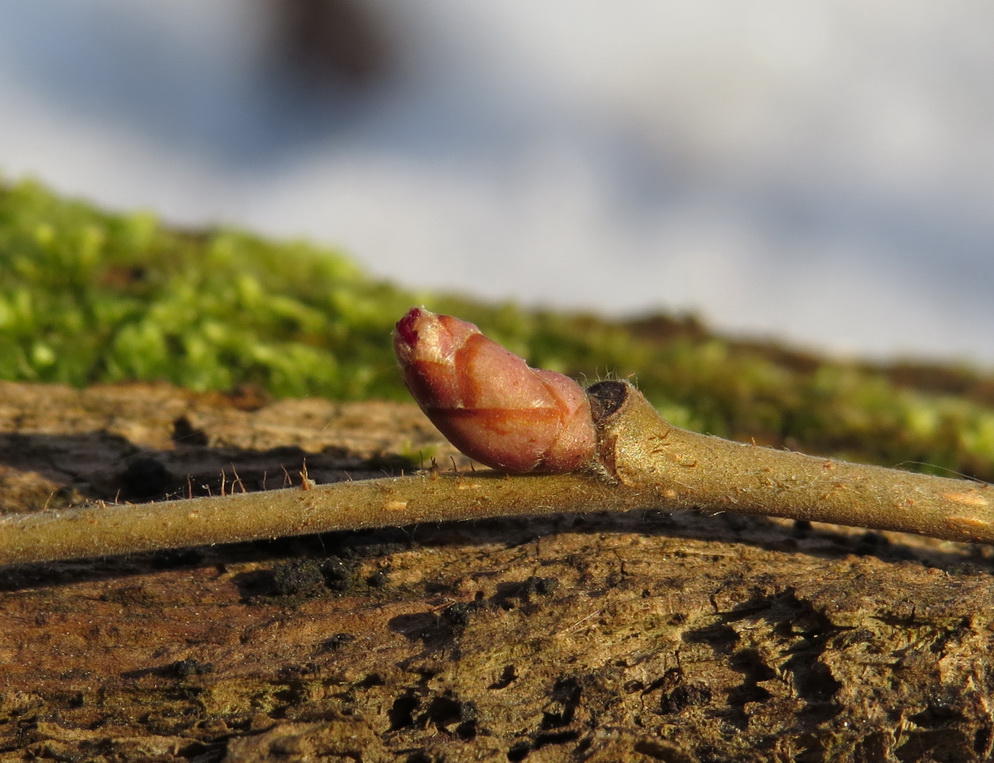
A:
[1,380,993,762]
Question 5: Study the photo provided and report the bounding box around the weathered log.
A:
[1,381,992,761]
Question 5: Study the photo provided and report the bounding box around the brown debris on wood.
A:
[1,380,993,761]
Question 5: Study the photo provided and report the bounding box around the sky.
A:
[2,0,993,364]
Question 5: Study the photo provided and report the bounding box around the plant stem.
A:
[586,380,994,544]
[0,473,641,567]
[2,381,992,567]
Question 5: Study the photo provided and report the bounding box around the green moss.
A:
[3,178,994,480]
[0,179,415,399]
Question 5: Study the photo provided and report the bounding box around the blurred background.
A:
[2,0,993,364]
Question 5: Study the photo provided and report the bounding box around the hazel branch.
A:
[2,309,993,568]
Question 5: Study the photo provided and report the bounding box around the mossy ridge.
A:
[2,178,993,479]
[0,179,419,400]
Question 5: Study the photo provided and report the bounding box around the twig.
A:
[1,380,992,567]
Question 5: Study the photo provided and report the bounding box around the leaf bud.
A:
[393,307,596,473]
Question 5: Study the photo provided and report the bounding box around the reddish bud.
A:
[393,307,596,473]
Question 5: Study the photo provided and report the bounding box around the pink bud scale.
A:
[393,308,596,473]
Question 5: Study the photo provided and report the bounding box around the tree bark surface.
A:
[1,380,993,762]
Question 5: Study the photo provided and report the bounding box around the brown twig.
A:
[1,381,992,567]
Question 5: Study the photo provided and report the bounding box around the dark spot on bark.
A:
[725,648,775,728]
[541,677,582,729]
[653,667,713,715]
[278,662,321,679]
[119,456,172,499]
[855,531,890,555]
[150,548,204,570]
[356,673,384,688]
[854,732,891,762]
[975,724,994,757]
[489,664,517,690]
[741,589,843,715]
[910,704,966,729]
[661,682,712,714]
[533,730,580,750]
[527,576,559,596]
[234,556,357,602]
[366,568,390,587]
[321,633,356,652]
[272,559,328,598]
[425,580,454,595]
[492,576,560,610]
[507,741,531,761]
[682,622,739,652]
[442,600,485,630]
[389,690,419,730]
[172,416,208,446]
[168,659,214,678]
[321,555,356,592]
[99,584,157,608]
[788,655,841,709]
[896,729,973,762]
[388,612,450,645]
[423,695,478,740]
